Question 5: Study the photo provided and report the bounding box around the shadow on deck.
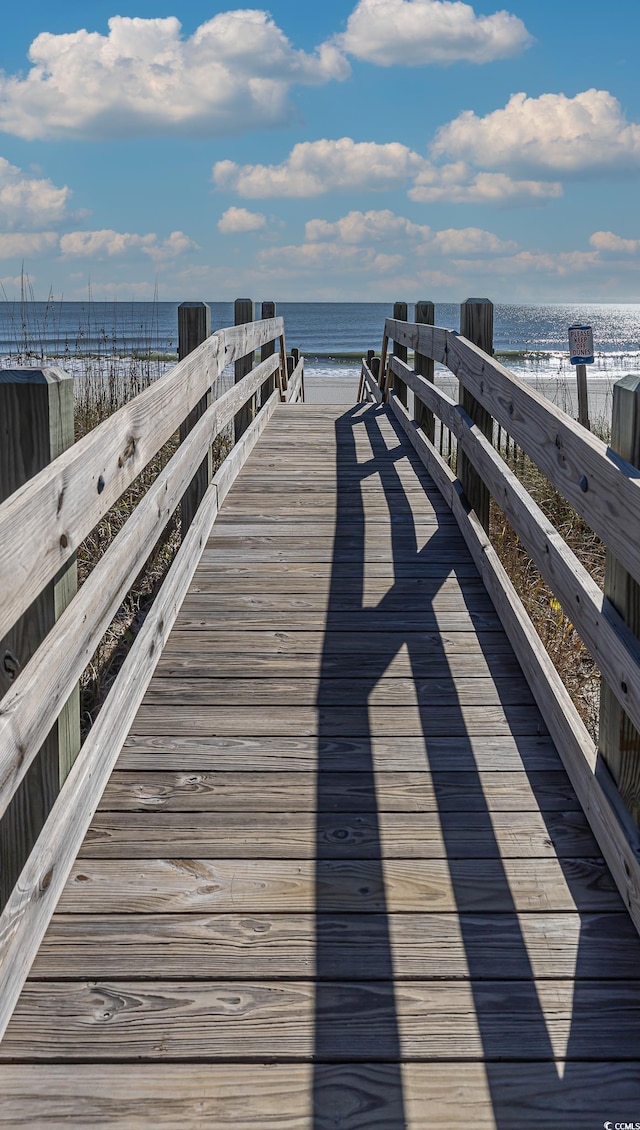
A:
[2,401,640,1129]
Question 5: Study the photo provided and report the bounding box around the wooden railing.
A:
[0,312,303,1039]
[361,306,640,934]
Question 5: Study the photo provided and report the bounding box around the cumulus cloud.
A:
[433,89,640,175]
[590,231,640,255]
[454,249,599,277]
[59,229,198,260]
[432,227,517,255]
[409,163,562,204]
[214,137,560,206]
[214,138,427,197]
[305,209,430,243]
[0,157,71,228]
[338,0,532,66]
[0,12,349,140]
[259,212,518,283]
[0,231,58,259]
[259,240,403,275]
[218,206,267,234]
[305,210,517,255]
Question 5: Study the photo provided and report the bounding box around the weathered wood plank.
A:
[118,734,563,773]
[172,610,504,633]
[59,855,623,914]
[100,769,574,813]
[158,630,516,656]
[128,703,548,737]
[186,575,488,598]
[142,676,533,707]
[80,809,597,859]
[32,911,638,980]
[5,979,640,1061]
[210,520,457,537]
[196,547,473,564]
[153,650,527,681]
[2,1062,639,1129]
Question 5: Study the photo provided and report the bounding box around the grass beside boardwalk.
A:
[489,442,606,741]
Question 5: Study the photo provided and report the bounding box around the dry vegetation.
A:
[488,439,607,740]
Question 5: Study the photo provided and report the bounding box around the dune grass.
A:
[488,439,607,740]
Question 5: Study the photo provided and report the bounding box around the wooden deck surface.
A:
[3,402,640,1128]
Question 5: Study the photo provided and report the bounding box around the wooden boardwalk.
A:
[3,401,640,1127]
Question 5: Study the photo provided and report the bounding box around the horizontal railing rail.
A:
[360,312,640,937]
[0,314,301,1041]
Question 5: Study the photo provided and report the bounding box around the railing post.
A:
[392,301,408,407]
[414,300,435,442]
[260,301,276,406]
[458,298,494,532]
[0,368,80,907]
[234,298,255,440]
[178,301,212,535]
[599,374,640,827]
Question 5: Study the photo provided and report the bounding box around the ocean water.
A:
[2,299,639,422]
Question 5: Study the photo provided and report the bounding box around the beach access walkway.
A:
[2,304,640,1127]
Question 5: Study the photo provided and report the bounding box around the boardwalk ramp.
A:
[2,313,640,1127]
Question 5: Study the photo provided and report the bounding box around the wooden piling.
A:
[178,301,212,535]
[414,300,435,442]
[260,301,277,406]
[0,368,80,907]
[458,299,494,532]
[392,301,408,407]
[599,374,640,826]
[234,299,255,440]
[576,364,591,431]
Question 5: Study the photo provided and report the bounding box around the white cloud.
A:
[59,229,198,260]
[0,157,71,228]
[213,138,425,197]
[218,206,267,234]
[455,248,599,276]
[214,137,560,206]
[409,163,562,204]
[259,240,404,275]
[304,210,517,255]
[433,89,640,175]
[259,213,518,282]
[432,227,517,255]
[0,13,349,140]
[144,230,200,262]
[305,209,430,243]
[590,231,640,255]
[338,0,532,66]
[0,274,28,295]
[0,231,58,259]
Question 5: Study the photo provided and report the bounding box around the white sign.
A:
[568,324,594,365]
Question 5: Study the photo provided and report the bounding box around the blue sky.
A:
[1,0,639,301]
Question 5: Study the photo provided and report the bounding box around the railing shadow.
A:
[312,401,640,1128]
